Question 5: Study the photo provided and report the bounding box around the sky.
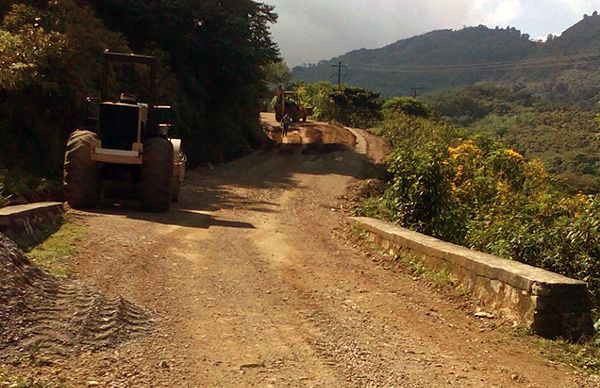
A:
[264,0,600,67]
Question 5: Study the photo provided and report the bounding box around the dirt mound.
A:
[0,233,152,360]
[345,179,385,203]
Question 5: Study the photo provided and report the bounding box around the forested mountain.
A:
[0,0,279,181]
[292,13,600,103]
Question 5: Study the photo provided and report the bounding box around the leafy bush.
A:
[360,111,600,303]
[373,111,464,148]
[297,82,383,127]
[384,142,462,241]
[382,96,432,118]
[466,193,599,302]
[0,168,60,206]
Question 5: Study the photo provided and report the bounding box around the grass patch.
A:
[527,311,600,373]
[395,252,458,289]
[535,334,600,373]
[0,168,61,207]
[25,216,86,278]
[347,223,381,251]
[353,197,392,220]
[348,223,457,289]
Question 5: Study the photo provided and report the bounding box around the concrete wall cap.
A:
[349,217,587,289]
[0,202,64,216]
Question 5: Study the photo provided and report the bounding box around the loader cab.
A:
[81,52,176,163]
[100,53,158,147]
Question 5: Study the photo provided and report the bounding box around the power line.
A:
[356,52,600,71]
[342,52,600,74]
[350,57,600,73]
[347,52,600,72]
[331,61,347,86]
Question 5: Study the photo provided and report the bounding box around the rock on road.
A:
[5,113,597,387]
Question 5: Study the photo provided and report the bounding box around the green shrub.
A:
[382,96,432,118]
[0,167,60,206]
[296,82,383,127]
[384,142,463,240]
[367,111,600,303]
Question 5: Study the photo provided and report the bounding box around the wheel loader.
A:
[63,51,186,212]
[274,85,313,123]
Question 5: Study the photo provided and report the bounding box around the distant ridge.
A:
[292,13,600,103]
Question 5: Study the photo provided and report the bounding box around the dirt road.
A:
[2,114,597,387]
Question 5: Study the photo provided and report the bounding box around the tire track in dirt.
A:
[0,233,152,362]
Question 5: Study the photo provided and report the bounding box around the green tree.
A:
[0,1,128,175]
[382,96,432,118]
[297,82,383,127]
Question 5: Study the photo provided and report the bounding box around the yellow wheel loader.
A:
[63,52,186,212]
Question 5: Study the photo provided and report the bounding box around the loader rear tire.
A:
[171,178,180,203]
[64,130,100,209]
[140,137,173,212]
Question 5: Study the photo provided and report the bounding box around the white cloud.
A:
[265,0,600,66]
[267,0,477,66]
[558,0,592,13]
[471,0,523,26]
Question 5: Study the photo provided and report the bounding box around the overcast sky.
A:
[265,0,600,67]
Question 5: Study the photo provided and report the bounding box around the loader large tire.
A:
[171,178,181,203]
[64,130,100,209]
[140,137,173,212]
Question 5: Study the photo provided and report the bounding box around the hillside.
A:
[292,14,600,103]
[423,84,600,193]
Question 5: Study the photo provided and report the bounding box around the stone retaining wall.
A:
[0,202,64,246]
[350,216,594,339]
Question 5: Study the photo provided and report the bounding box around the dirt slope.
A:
[2,114,597,387]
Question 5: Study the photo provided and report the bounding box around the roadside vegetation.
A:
[294,81,384,128]
[537,331,600,372]
[0,168,60,206]
[424,84,600,194]
[363,99,599,305]
[25,216,85,277]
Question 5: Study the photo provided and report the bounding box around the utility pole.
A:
[331,61,347,86]
[410,87,421,98]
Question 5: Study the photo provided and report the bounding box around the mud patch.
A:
[0,233,152,361]
[345,179,385,203]
[276,144,297,155]
[301,143,348,155]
